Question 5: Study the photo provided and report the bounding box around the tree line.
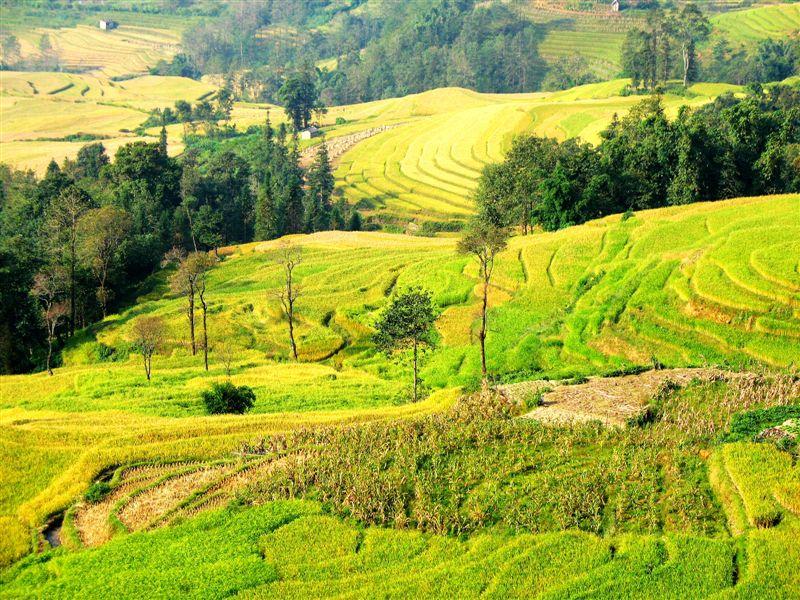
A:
[621,5,799,91]
[476,86,800,232]
[0,118,362,374]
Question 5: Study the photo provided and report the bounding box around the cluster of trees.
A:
[0,114,362,374]
[621,4,711,90]
[621,6,799,91]
[160,0,549,104]
[476,86,800,232]
[143,92,234,135]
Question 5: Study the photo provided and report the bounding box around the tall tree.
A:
[131,316,166,381]
[271,243,302,361]
[45,185,92,336]
[303,138,335,232]
[78,206,131,318]
[190,252,217,371]
[673,4,711,87]
[277,70,323,130]
[31,268,68,375]
[457,221,508,383]
[373,287,438,402]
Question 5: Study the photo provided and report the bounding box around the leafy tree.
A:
[131,316,166,381]
[347,210,362,231]
[673,4,710,87]
[278,71,323,130]
[45,185,92,336]
[78,206,130,317]
[1,34,21,67]
[457,222,507,383]
[31,268,68,375]
[201,381,255,415]
[75,143,109,179]
[373,287,438,402]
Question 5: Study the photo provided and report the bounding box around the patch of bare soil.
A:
[512,368,729,427]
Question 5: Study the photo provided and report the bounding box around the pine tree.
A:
[303,138,334,232]
[348,210,362,231]
[158,125,168,157]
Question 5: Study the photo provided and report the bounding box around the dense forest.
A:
[0,120,358,375]
[158,0,798,102]
[476,86,800,231]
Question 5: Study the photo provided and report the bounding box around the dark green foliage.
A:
[278,70,324,130]
[478,88,800,231]
[303,139,334,233]
[201,381,256,415]
[722,405,800,443]
[374,287,438,402]
[84,481,112,503]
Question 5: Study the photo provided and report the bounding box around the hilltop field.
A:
[1,194,799,595]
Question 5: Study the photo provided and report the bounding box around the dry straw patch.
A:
[118,466,231,531]
[516,368,730,427]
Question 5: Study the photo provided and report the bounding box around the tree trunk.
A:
[288,302,298,361]
[144,354,151,381]
[683,45,690,87]
[200,289,208,371]
[69,237,76,337]
[188,290,196,355]
[46,335,53,376]
[413,338,418,403]
[480,271,489,381]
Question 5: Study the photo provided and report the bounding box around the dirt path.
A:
[503,368,729,427]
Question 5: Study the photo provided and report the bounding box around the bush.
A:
[84,482,112,503]
[201,381,256,415]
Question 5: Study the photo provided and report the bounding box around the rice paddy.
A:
[711,3,800,43]
[1,193,798,574]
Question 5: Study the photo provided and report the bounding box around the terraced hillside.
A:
[1,194,798,568]
[712,3,800,42]
[7,23,180,77]
[333,81,739,221]
[0,71,216,172]
[2,375,798,598]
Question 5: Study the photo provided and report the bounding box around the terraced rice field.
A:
[334,82,738,221]
[711,3,800,43]
[11,24,180,77]
[2,428,798,598]
[1,194,798,568]
[0,71,216,172]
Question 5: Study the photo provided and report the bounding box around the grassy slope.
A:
[0,194,798,567]
[2,387,798,598]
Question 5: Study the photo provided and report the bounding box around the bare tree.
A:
[271,242,302,361]
[191,252,218,371]
[31,268,68,375]
[79,206,130,318]
[46,186,91,336]
[457,222,509,383]
[131,316,166,381]
[166,248,196,355]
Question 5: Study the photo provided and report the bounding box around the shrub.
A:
[201,381,256,415]
[84,481,112,503]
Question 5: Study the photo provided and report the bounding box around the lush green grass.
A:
[1,195,798,581]
[2,376,798,598]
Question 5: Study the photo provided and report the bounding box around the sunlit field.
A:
[1,195,798,571]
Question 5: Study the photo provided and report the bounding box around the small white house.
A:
[99,20,119,30]
[610,0,620,12]
[299,126,320,140]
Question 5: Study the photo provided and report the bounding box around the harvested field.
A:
[513,368,730,426]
